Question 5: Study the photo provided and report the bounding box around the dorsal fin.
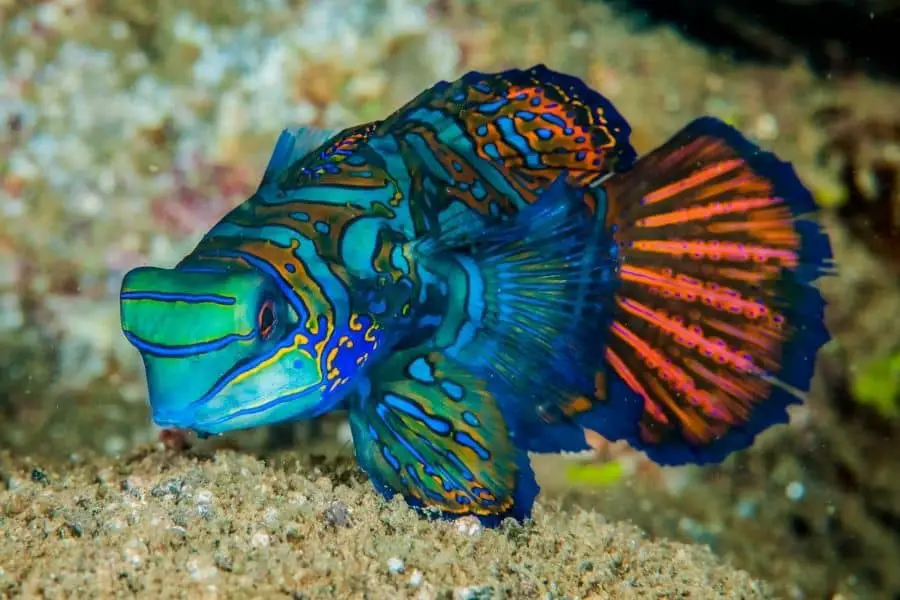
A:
[260,126,339,186]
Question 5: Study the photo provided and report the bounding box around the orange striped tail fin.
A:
[593,116,833,465]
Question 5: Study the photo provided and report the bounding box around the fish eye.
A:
[258,298,277,340]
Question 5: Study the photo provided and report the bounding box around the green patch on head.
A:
[119,265,327,434]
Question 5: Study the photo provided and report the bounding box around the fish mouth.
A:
[151,379,330,435]
[152,406,234,436]
[152,399,272,435]
[151,407,198,431]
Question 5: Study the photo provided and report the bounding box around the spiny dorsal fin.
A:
[261,126,338,186]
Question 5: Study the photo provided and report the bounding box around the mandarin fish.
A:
[119,65,833,524]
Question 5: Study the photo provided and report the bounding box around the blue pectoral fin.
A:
[415,174,620,454]
[347,347,538,524]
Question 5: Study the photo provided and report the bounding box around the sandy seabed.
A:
[0,447,767,599]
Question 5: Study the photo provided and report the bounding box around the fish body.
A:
[120,65,833,523]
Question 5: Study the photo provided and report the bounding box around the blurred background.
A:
[1,1,899,598]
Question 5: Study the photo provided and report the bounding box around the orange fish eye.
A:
[258,298,277,339]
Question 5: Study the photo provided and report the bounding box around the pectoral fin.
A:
[347,347,537,522]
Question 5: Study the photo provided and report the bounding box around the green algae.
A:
[565,461,626,487]
[852,352,900,418]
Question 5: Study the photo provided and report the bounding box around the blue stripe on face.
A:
[123,330,256,357]
[120,291,237,305]
[210,249,309,319]
[197,383,323,428]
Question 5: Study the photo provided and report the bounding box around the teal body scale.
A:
[121,65,833,523]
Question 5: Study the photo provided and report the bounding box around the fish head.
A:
[119,265,329,435]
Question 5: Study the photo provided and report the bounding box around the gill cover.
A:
[119,266,326,434]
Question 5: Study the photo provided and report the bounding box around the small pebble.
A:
[336,421,353,446]
[122,538,146,567]
[387,557,405,574]
[569,30,588,49]
[454,515,483,537]
[30,468,49,485]
[409,569,424,586]
[322,500,352,528]
[735,498,758,519]
[786,481,805,501]
[195,489,214,505]
[169,525,188,538]
[103,435,127,456]
[263,507,279,524]
[186,557,218,582]
[105,518,127,532]
[753,113,779,141]
[454,586,494,600]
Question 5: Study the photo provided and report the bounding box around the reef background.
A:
[2,0,899,598]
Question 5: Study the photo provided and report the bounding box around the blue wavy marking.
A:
[416,433,475,483]
[407,357,435,383]
[495,116,542,169]
[383,393,453,435]
[514,110,535,122]
[381,445,401,470]
[461,411,481,427]
[199,382,328,427]
[404,465,444,502]
[403,107,529,208]
[471,486,497,507]
[206,222,352,335]
[453,431,490,460]
[374,403,432,466]
[123,330,254,358]
[211,248,309,320]
[440,380,465,401]
[540,113,566,128]
[172,266,230,274]
[404,132,453,183]
[184,313,328,412]
[120,291,236,305]
[476,99,509,115]
[409,433,466,493]
[281,181,397,207]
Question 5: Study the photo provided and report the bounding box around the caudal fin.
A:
[597,116,833,465]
